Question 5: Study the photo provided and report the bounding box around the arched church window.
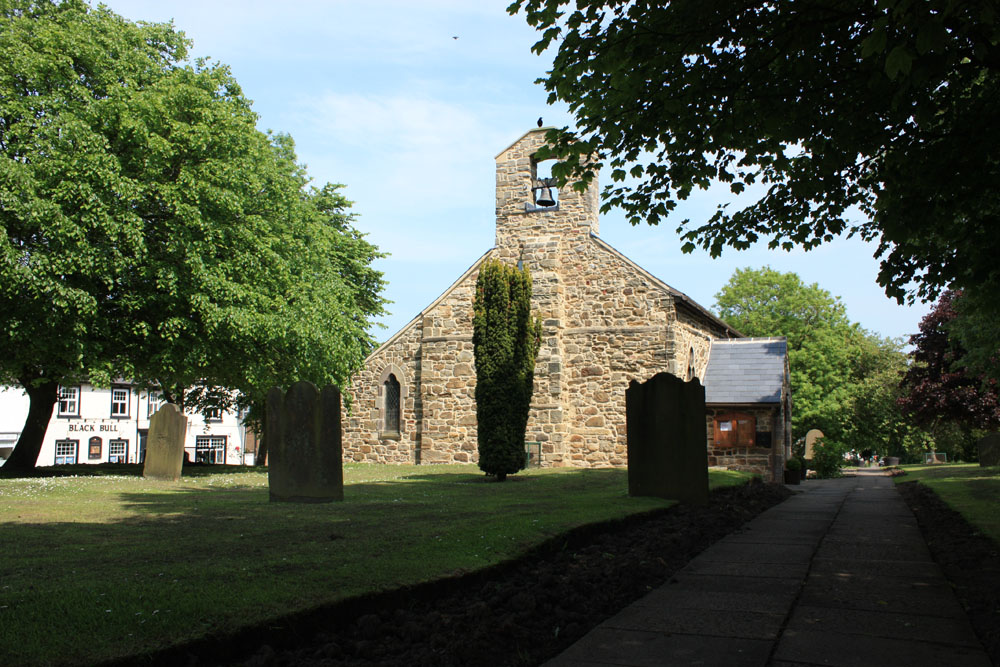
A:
[687,347,696,381]
[384,374,401,434]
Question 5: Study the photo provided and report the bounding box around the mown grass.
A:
[0,464,751,666]
[895,463,1000,544]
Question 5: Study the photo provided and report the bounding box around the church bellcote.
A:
[494,128,600,250]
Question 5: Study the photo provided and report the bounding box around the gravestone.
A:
[143,403,187,481]
[626,372,707,504]
[804,429,824,460]
[978,432,1000,467]
[267,381,344,503]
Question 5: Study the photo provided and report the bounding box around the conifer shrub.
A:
[473,259,542,481]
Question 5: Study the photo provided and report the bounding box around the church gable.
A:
[342,322,421,464]
[342,251,493,464]
[342,127,745,470]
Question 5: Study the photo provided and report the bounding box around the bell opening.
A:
[532,157,559,208]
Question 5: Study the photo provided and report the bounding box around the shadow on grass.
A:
[396,467,624,485]
[0,468,650,576]
[0,466,753,667]
[108,467,631,520]
[0,462,266,479]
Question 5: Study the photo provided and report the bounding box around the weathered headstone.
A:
[978,432,1000,467]
[626,372,708,504]
[267,381,344,503]
[143,403,187,481]
[804,429,824,460]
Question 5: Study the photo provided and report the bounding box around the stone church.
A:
[341,128,789,480]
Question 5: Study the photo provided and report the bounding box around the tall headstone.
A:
[804,429,824,460]
[626,372,708,504]
[267,381,344,503]
[143,403,187,481]
[978,432,1000,467]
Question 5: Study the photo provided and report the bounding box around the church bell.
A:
[534,178,557,207]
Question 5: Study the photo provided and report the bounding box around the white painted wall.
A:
[0,386,30,464]
[0,384,249,467]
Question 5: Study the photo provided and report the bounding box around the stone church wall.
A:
[342,321,422,463]
[704,403,787,481]
[340,128,745,470]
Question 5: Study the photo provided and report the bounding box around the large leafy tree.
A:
[839,343,931,462]
[1,1,385,470]
[714,267,900,444]
[509,0,1000,315]
[947,289,1000,383]
[473,259,542,481]
[899,291,1000,436]
[1,0,187,469]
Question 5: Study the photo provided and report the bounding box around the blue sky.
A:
[101,0,931,343]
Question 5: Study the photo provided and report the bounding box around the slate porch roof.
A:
[704,337,787,404]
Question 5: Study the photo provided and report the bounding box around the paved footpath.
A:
[544,469,991,667]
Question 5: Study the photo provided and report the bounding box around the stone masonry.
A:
[341,128,740,469]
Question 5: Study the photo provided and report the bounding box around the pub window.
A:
[713,412,756,448]
[55,439,78,465]
[147,392,164,418]
[109,439,128,463]
[110,386,130,417]
[204,407,222,423]
[58,386,80,417]
[88,436,102,461]
[384,374,401,434]
[195,435,226,464]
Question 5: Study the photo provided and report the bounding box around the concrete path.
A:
[544,469,991,667]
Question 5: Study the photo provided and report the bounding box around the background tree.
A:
[473,259,542,481]
[509,0,999,362]
[714,267,891,443]
[0,1,386,470]
[899,291,1000,460]
[947,289,1000,383]
[839,346,932,463]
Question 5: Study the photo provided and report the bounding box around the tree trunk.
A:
[4,378,59,472]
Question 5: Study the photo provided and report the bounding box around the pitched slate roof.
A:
[704,337,787,404]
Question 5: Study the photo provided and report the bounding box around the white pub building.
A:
[0,383,253,467]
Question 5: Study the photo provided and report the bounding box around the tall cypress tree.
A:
[473,259,542,480]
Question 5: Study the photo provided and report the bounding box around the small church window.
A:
[687,347,696,381]
[384,374,401,434]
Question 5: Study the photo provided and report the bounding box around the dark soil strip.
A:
[897,480,1000,666]
[108,480,790,667]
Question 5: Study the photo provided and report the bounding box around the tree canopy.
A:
[0,0,386,469]
[509,0,1000,312]
[899,291,1000,433]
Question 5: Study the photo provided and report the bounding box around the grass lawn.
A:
[895,463,1000,544]
[0,464,750,666]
